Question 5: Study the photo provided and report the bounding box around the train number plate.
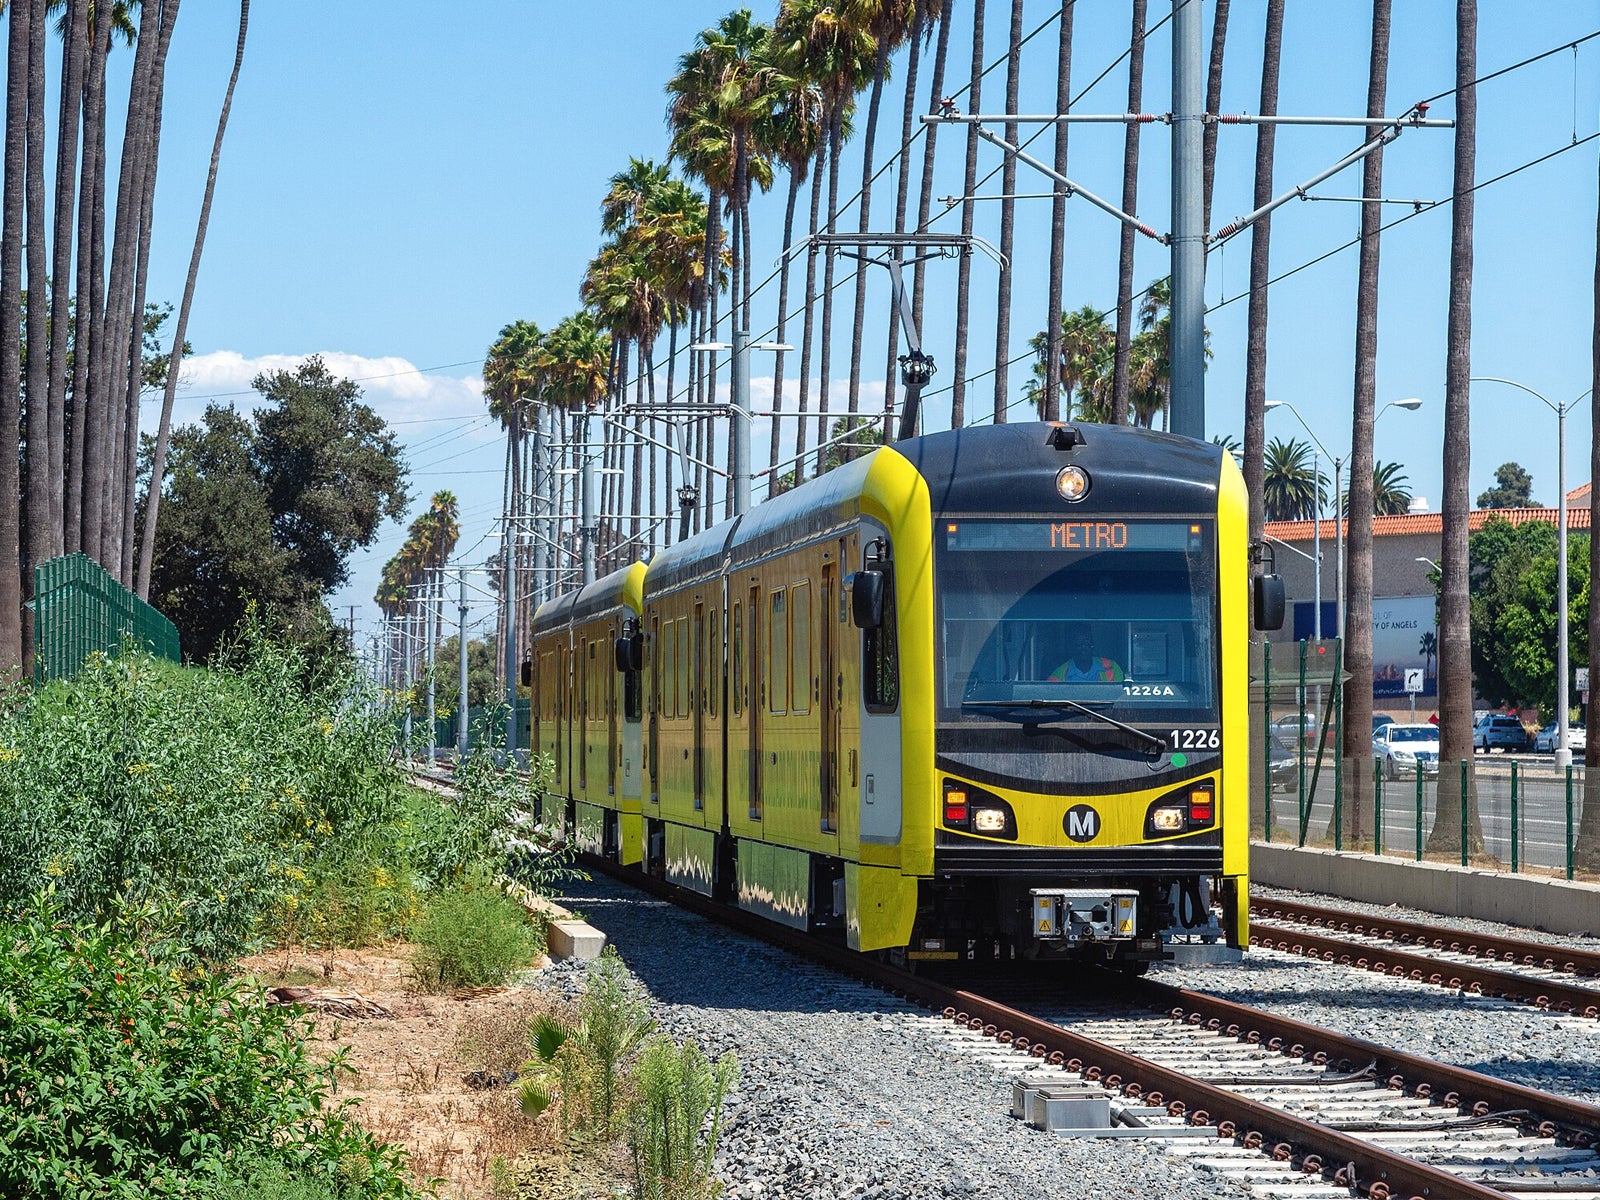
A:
[1168,728,1220,751]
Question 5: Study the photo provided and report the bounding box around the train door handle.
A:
[770,751,777,765]
[683,749,689,759]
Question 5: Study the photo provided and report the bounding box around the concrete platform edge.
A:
[1251,841,1600,936]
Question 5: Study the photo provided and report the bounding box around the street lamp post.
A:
[1266,397,1422,640]
[1470,378,1591,768]
[690,334,793,517]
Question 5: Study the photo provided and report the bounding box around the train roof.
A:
[726,452,880,569]
[895,421,1222,516]
[642,518,740,597]
[533,561,644,633]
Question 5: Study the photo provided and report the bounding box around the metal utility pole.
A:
[457,569,469,759]
[401,597,413,755]
[732,328,751,517]
[425,573,437,764]
[581,417,598,585]
[531,406,549,609]
[503,525,518,761]
[1169,0,1205,439]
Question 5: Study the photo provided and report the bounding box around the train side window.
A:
[790,581,811,714]
[707,610,719,718]
[863,567,899,713]
[675,616,688,719]
[769,589,788,715]
[661,617,675,722]
[731,603,743,717]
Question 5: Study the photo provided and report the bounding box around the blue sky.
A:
[117,2,1600,644]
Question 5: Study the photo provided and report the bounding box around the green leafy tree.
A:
[147,357,408,662]
[1468,516,1590,715]
[1477,461,1536,509]
[433,634,500,712]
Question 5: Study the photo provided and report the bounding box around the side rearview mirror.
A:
[519,659,533,689]
[851,569,885,630]
[1253,574,1285,631]
[614,633,644,673]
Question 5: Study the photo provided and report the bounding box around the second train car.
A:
[530,421,1281,971]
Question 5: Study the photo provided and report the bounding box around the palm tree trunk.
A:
[911,0,954,337]
[138,0,247,599]
[67,7,107,554]
[1242,0,1283,598]
[814,106,843,477]
[1041,0,1075,423]
[1431,0,1481,855]
[1578,140,1600,868]
[990,0,1022,425]
[46,0,87,560]
[1201,0,1230,236]
[24,0,51,598]
[795,139,826,480]
[770,170,801,479]
[1110,0,1147,426]
[0,0,33,671]
[847,40,890,428]
[951,0,985,430]
[881,4,926,441]
[1338,0,1391,846]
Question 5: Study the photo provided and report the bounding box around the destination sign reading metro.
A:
[943,520,1207,553]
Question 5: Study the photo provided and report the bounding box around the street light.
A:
[1266,397,1422,640]
[1470,377,1591,768]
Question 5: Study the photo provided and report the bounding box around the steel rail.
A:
[1253,896,1600,979]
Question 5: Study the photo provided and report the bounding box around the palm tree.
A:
[1371,460,1411,515]
[1419,630,1437,682]
[1262,437,1322,523]
[1341,0,1392,843]
[845,0,917,431]
[1432,0,1481,856]
[1029,304,1112,423]
[1200,0,1230,236]
[909,0,954,352]
[24,0,51,589]
[0,0,33,669]
[989,0,1024,425]
[949,0,985,430]
[138,0,249,600]
[1242,0,1285,673]
[1110,0,1147,426]
[1036,0,1076,423]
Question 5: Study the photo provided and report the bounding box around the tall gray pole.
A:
[581,412,597,585]
[1312,448,1322,642]
[1557,404,1570,767]
[425,572,437,763]
[1334,456,1345,641]
[532,407,550,608]
[1169,0,1205,440]
[732,327,751,516]
[457,569,469,759]
[402,598,413,754]
[503,527,518,761]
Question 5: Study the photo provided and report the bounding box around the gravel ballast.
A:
[540,876,1245,1200]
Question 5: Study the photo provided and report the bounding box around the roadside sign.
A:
[1578,667,1589,693]
[1404,668,1424,694]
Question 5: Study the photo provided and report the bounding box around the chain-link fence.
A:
[1253,638,1594,878]
[31,552,181,684]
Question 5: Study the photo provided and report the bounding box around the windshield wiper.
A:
[961,698,1169,757]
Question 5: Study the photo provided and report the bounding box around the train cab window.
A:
[768,589,788,715]
[864,566,899,713]
[731,603,743,717]
[790,582,811,714]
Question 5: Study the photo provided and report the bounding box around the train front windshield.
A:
[937,518,1218,722]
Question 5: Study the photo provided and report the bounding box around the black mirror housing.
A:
[519,659,533,689]
[1253,574,1286,631]
[614,633,644,673]
[852,569,885,629]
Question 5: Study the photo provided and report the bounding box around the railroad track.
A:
[1251,896,1600,1018]
[407,765,1600,1196]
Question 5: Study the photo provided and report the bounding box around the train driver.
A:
[1048,624,1125,683]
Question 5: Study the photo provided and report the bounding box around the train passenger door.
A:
[606,625,618,795]
[747,583,763,820]
[577,638,588,792]
[693,602,706,812]
[820,562,839,833]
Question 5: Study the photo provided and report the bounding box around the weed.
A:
[627,1037,738,1200]
[411,884,538,991]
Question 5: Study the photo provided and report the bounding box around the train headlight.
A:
[972,807,1007,834]
[1151,805,1186,833]
[1055,464,1091,502]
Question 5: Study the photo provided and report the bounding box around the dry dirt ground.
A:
[234,945,626,1200]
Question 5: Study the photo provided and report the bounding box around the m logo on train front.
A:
[1063,804,1100,842]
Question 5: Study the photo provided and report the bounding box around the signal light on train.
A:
[1055,465,1091,503]
[944,789,969,825]
[1188,784,1215,825]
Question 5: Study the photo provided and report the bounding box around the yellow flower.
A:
[0,746,19,763]
[44,855,69,878]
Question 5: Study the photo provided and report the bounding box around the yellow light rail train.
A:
[530,421,1279,971]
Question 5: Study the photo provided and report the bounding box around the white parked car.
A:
[1533,723,1587,753]
[1373,722,1441,780]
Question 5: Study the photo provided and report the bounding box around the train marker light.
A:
[973,807,1007,834]
[1188,784,1215,824]
[1055,465,1091,503]
[945,788,969,824]
[1151,806,1186,833]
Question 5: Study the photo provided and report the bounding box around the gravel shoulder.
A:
[545,877,1247,1200]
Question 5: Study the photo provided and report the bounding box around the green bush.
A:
[410,883,538,990]
[627,1037,737,1200]
[0,894,421,1199]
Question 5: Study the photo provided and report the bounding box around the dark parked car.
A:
[1473,713,1530,754]
[1268,741,1297,793]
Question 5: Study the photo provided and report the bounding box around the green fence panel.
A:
[31,553,181,684]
